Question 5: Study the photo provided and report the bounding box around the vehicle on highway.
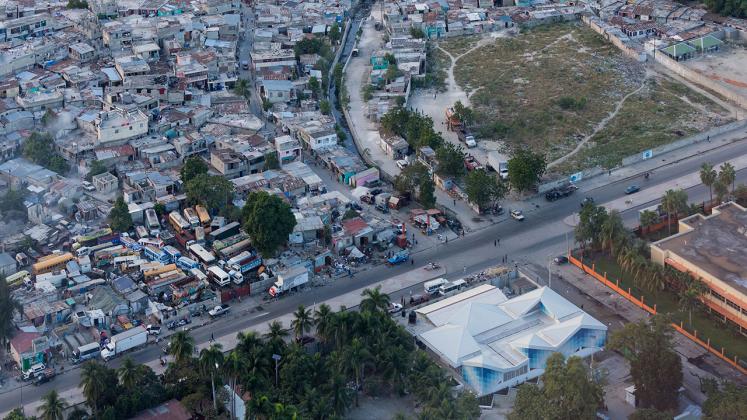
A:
[388,251,409,265]
[388,302,403,314]
[553,256,569,264]
[545,183,577,202]
[209,304,231,317]
[32,369,56,386]
[101,326,148,361]
[22,363,46,381]
[580,197,595,207]
[510,210,525,221]
[625,185,640,194]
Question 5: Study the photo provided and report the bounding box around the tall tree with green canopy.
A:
[600,209,627,255]
[180,156,208,183]
[241,191,296,256]
[185,173,234,213]
[117,357,139,390]
[329,22,341,43]
[453,100,474,128]
[86,160,108,181]
[465,169,506,212]
[393,161,429,194]
[575,203,608,250]
[360,286,391,313]
[0,276,21,348]
[435,142,465,179]
[700,162,717,204]
[702,380,747,420]
[509,353,603,420]
[108,196,133,233]
[661,189,688,234]
[419,176,436,209]
[291,304,313,340]
[37,390,67,420]
[639,209,659,228]
[718,162,736,194]
[22,131,69,174]
[167,330,196,366]
[233,79,251,100]
[507,148,546,192]
[308,76,320,98]
[608,316,683,411]
[80,362,119,416]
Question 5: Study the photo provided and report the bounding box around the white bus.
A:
[145,209,160,235]
[189,243,216,266]
[207,266,230,287]
[424,278,449,295]
[439,279,467,296]
[72,342,100,364]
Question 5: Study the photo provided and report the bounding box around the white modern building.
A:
[413,285,607,396]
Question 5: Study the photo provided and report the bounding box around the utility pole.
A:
[272,353,281,387]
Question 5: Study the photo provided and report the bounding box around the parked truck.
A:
[457,129,476,148]
[487,151,509,180]
[268,266,309,297]
[100,326,147,361]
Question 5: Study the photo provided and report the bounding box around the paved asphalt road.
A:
[4,132,747,413]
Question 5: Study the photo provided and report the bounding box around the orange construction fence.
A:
[569,254,747,376]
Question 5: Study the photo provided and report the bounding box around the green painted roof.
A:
[692,35,723,51]
[661,42,696,58]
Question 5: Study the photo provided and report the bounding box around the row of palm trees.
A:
[577,200,708,328]
[700,162,736,205]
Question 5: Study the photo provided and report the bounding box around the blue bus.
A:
[162,246,181,263]
[176,256,199,271]
[143,246,169,264]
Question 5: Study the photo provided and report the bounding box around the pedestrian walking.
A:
[707,135,711,142]
[494,240,497,247]
[411,259,414,265]
[497,238,500,246]
[453,199,456,206]
[608,170,611,176]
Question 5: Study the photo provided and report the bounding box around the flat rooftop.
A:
[654,202,747,296]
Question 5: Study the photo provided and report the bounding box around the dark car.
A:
[553,256,569,264]
[580,197,594,207]
[625,185,640,195]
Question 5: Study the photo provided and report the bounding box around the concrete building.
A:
[275,135,301,166]
[0,13,51,42]
[411,285,607,396]
[95,109,148,146]
[211,149,247,179]
[0,252,16,276]
[651,202,747,333]
[92,172,118,193]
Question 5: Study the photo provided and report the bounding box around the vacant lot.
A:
[449,23,732,173]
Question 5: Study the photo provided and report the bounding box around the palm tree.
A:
[233,79,251,100]
[223,350,244,419]
[80,362,106,415]
[380,346,410,395]
[37,390,67,420]
[679,276,707,327]
[199,343,224,411]
[117,357,138,390]
[700,163,717,204]
[343,338,372,406]
[327,373,352,417]
[639,209,660,229]
[0,277,22,348]
[599,210,627,256]
[236,330,263,356]
[719,162,736,194]
[313,304,335,348]
[65,406,88,420]
[360,286,391,313]
[291,304,313,340]
[661,189,688,234]
[263,320,289,355]
[714,180,729,204]
[168,330,195,366]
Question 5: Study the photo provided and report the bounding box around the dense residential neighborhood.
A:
[0,0,745,418]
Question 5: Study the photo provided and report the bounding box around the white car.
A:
[396,160,409,170]
[510,210,525,221]
[388,302,403,314]
[81,181,96,192]
[499,168,509,180]
[22,363,46,380]
[146,324,161,335]
[208,304,230,317]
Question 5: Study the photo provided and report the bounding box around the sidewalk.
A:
[578,121,747,193]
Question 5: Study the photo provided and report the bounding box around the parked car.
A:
[81,181,96,192]
[409,294,430,305]
[580,197,595,207]
[396,160,408,170]
[388,302,403,314]
[510,210,525,221]
[32,369,56,386]
[553,256,569,264]
[625,185,640,194]
[388,251,409,265]
[209,304,230,317]
[146,324,161,335]
[22,363,46,381]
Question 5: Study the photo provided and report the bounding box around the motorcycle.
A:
[424,262,441,271]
